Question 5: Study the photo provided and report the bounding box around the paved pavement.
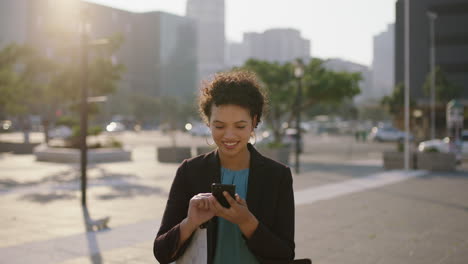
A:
[1,132,467,263]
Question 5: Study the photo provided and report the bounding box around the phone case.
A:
[211,183,235,208]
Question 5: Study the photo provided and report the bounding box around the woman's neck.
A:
[219,147,250,171]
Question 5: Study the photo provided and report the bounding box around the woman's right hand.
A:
[186,193,215,229]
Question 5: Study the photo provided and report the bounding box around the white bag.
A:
[175,228,208,264]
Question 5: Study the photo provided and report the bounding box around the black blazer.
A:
[154,144,295,264]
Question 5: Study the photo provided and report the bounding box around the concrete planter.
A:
[157,146,191,163]
[383,151,416,169]
[0,141,40,154]
[417,152,456,171]
[34,144,131,163]
[257,146,291,165]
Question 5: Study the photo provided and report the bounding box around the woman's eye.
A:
[215,126,224,129]
[237,126,246,129]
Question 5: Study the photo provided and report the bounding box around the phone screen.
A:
[211,183,236,208]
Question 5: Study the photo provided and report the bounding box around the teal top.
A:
[213,167,259,264]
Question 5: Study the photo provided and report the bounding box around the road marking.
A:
[295,170,428,206]
[0,170,427,263]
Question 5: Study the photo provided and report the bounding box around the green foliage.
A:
[240,58,362,144]
[88,125,103,136]
[423,66,462,103]
[0,44,54,117]
[397,142,404,152]
[0,33,125,143]
[56,116,78,128]
[424,146,439,153]
[71,125,102,139]
[381,83,416,116]
[50,33,125,109]
[107,137,123,148]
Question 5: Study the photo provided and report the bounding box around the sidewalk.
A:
[1,145,467,263]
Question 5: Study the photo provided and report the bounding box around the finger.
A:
[235,194,247,206]
[194,193,210,200]
[209,196,223,214]
[223,191,236,207]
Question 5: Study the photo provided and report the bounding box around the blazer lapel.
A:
[246,144,266,216]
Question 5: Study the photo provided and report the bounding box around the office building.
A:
[243,28,310,64]
[372,24,395,99]
[395,0,468,102]
[186,0,225,81]
[0,0,198,115]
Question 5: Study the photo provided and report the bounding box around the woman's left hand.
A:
[209,192,259,238]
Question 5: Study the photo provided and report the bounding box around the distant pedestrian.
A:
[153,71,296,264]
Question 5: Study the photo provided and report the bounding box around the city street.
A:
[0,131,467,263]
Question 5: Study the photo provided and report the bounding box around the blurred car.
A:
[106,122,125,132]
[256,128,304,152]
[0,120,13,132]
[418,131,468,156]
[417,138,450,153]
[462,131,468,155]
[186,122,211,137]
[369,126,413,142]
[49,125,73,139]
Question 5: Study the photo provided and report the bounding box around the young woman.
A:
[154,71,295,264]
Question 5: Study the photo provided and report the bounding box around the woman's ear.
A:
[252,115,258,129]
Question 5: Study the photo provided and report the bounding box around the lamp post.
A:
[79,9,109,207]
[80,10,89,207]
[404,0,411,170]
[293,59,304,174]
[427,11,437,140]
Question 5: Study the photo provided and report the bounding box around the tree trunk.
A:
[43,119,49,145]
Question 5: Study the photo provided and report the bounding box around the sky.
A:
[84,0,397,67]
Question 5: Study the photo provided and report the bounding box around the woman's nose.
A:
[223,128,236,138]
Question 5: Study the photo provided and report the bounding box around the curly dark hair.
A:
[198,70,267,128]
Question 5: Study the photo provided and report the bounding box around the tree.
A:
[241,58,361,144]
[381,83,416,116]
[423,66,462,104]
[0,33,125,144]
[0,44,54,142]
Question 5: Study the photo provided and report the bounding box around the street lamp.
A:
[404,0,411,170]
[293,59,304,174]
[427,11,437,140]
[80,9,109,207]
[80,9,89,207]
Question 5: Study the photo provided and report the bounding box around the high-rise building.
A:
[395,0,468,102]
[372,24,395,99]
[243,28,310,64]
[186,0,225,81]
[226,41,248,68]
[0,0,198,115]
[0,0,28,48]
[130,11,198,99]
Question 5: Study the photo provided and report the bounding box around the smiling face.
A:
[209,104,256,159]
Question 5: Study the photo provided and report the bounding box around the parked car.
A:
[0,120,13,132]
[418,132,468,162]
[462,131,468,155]
[417,138,450,153]
[369,126,413,142]
[49,125,73,139]
[256,128,304,152]
[106,122,125,132]
[186,122,211,137]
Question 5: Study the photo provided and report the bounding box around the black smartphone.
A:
[211,183,236,208]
